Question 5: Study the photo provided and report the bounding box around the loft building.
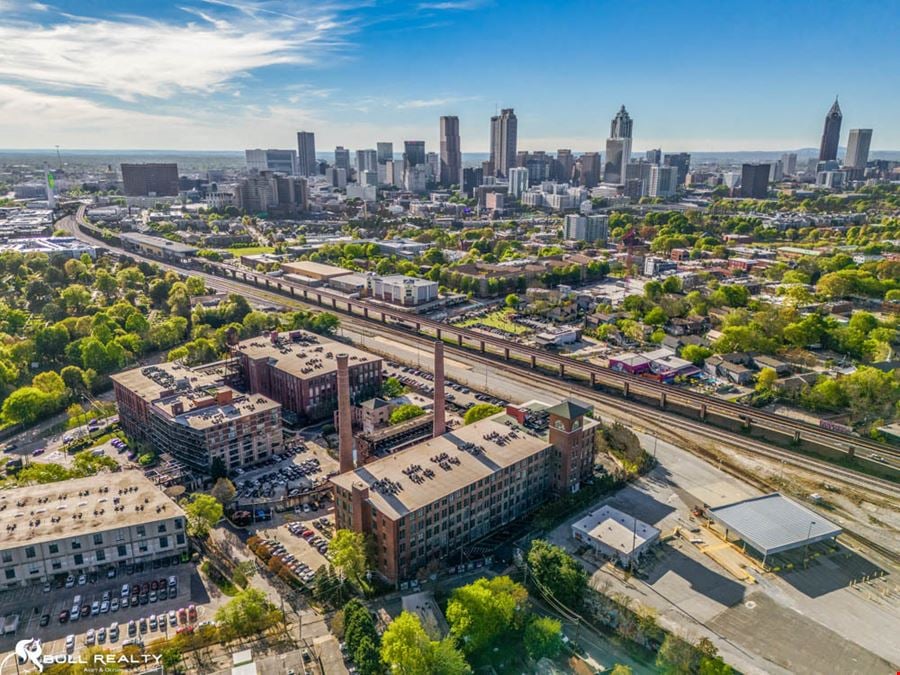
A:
[0,472,188,588]
[332,399,598,583]
[231,330,382,423]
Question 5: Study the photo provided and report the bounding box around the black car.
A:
[139,594,149,605]
[130,595,139,607]
[39,614,50,627]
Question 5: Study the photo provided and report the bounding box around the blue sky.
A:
[0,0,897,152]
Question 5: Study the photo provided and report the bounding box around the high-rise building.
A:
[555,149,574,183]
[645,148,662,164]
[425,152,440,183]
[663,153,691,186]
[818,98,842,162]
[489,108,518,178]
[603,138,631,184]
[404,164,427,193]
[296,131,317,177]
[610,105,633,139]
[648,165,678,198]
[334,146,351,173]
[403,141,426,169]
[356,149,377,175]
[781,152,798,176]
[508,167,529,198]
[740,163,771,199]
[245,149,298,175]
[376,142,393,184]
[769,160,784,182]
[563,214,609,242]
[522,151,551,184]
[439,116,462,187]
[844,129,872,170]
[579,152,603,188]
[459,167,483,198]
[121,163,179,197]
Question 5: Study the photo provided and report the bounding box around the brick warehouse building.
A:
[331,399,598,583]
[231,331,382,423]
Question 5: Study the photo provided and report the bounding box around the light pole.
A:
[803,520,816,568]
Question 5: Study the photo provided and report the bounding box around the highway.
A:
[62,210,900,487]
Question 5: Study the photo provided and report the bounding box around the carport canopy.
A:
[707,493,842,556]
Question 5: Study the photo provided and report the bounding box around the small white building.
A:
[572,505,660,565]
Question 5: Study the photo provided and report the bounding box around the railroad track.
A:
[65,211,900,479]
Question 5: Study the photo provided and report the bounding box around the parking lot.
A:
[252,508,336,584]
[384,362,507,415]
[233,438,338,503]
[0,563,212,657]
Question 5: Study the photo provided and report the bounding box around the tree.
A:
[755,367,777,393]
[524,616,563,660]
[344,599,380,671]
[681,344,712,366]
[355,636,383,675]
[389,404,426,425]
[504,293,519,309]
[210,478,236,505]
[380,612,470,675]
[463,403,503,425]
[330,529,368,587]
[215,588,276,638]
[1,386,57,424]
[656,634,698,675]
[526,540,587,609]
[644,306,667,326]
[183,493,224,537]
[159,646,183,672]
[610,666,633,675]
[446,576,527,654]
[382,377,405,399]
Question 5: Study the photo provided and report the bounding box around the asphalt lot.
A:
[252,507,336,581]
[0,564,209,657]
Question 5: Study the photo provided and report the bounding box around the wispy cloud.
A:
[397,96,480,109]
[0,1,358,101]
[417,0,486,10]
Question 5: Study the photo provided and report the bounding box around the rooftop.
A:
[233,331,379,379]
[111,362,219,403]
[281,260,352,278]
[331,415,553,520]
[708,493,842,556]
[572,505,660,553]
[153,389,280,430]
[120,231,198,255]
[0,471,184,549]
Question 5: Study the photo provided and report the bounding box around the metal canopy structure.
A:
[708,493,842,557]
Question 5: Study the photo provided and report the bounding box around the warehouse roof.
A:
[708,493,842,556]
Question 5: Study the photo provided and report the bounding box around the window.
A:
[93,534,103,546]
[159,536,169,549]
[25,547,36,559]
[74,554,83,566]
[1,552,11,563]
[51,561,61,570]
[71,540,81,550]
[157,524,167,533]
[176,534,185,546]
[136,526,146,537]
[117,545,127,558]
[96,550,106,562]
[4,569,14,580]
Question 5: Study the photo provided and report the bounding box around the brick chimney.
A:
[336,353,354,473]
[432,340,446,438]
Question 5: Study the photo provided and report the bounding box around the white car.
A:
[110,598,119,612]
[85,629,95,646]
[65,576,75,588]
[100,600,110,613]
[77,574,87,586]
[65,635,75,651]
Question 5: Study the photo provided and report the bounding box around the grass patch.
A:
[226,245,275,256]
[201,561,239,596]
[454,309,530,335]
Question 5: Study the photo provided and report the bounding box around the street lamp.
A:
[803,520,816,568]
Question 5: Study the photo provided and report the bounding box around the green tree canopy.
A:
[463,403,503,425]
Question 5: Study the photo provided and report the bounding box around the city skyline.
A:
[0,1,897,152]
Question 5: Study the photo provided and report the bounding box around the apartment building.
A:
[331,399,597,583]
[0,472,187,588]
[231,331,382,422]
[111,362,283,473]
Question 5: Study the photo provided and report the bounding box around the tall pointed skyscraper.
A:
[610,105,633,139]
[818,98,842,162]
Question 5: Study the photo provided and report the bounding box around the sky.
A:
[0,0,898,153]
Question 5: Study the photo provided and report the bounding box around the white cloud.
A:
[396,96,480,109]
[417,0,486,10]
[0,2,356,101]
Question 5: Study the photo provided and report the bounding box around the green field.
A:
[226,245,276,256]
[454,309,530,335]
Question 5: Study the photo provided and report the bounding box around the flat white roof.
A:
[708,493,842,556]
[572,505,660,554]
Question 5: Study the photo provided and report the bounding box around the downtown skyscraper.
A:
[489,108,517,178]
[818,98,842,162]
[604,105,633,184]
[296,131,317,177]
[844,129,872,170]
[439,116,462,187]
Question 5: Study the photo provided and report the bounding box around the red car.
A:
[187,605,197,623]
[58,610,70,623]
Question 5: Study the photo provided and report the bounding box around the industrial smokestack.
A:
[336,353,354,473]
[433,340,446,438]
